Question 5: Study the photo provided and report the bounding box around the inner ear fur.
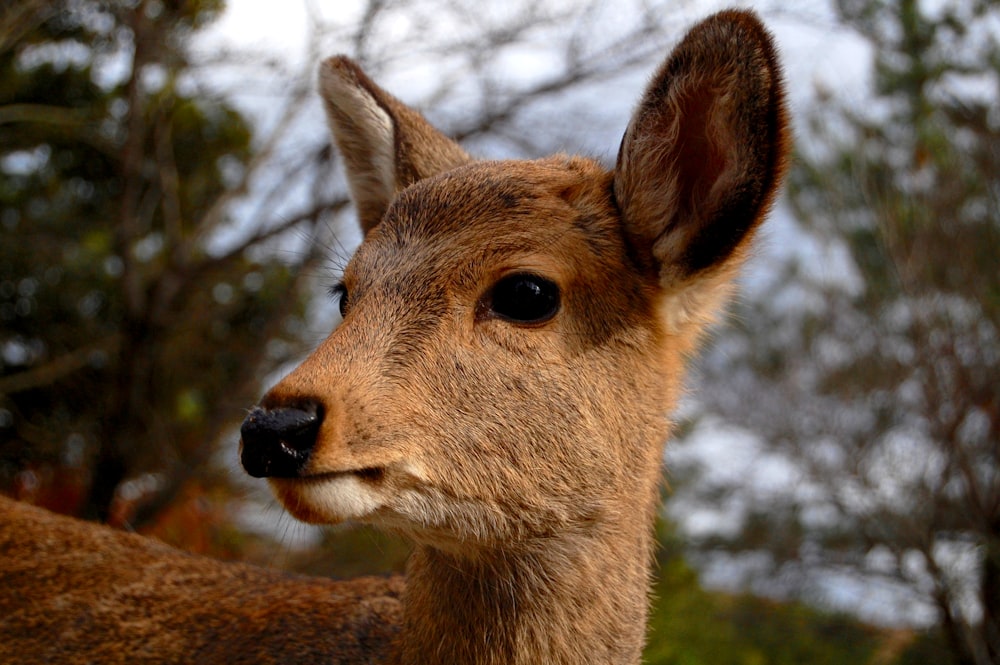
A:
[319,57,472,235]
[614,9,789,289]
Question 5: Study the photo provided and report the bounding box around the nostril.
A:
[240,403,323,479]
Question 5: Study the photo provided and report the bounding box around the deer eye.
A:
[487,273,560,324]
[330,282,349,318]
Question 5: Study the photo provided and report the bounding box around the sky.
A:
[202,1,873,105]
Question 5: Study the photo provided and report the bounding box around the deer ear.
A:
[614,10,788,293]
[319,57,472,235]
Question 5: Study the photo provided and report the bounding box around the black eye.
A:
[488,273,560,324]
[330,283,349,317]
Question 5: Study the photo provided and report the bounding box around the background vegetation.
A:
[1,1,995,663]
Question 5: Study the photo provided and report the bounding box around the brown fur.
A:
[0,498,403,664]
[0,10,788,664]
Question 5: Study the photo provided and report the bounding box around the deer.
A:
[0,9,787,664]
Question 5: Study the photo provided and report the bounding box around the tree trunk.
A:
[80,448,125,522]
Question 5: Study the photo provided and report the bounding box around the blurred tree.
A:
[0,0,338,524]
[676,1,999,664]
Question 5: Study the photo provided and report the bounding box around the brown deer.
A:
[0,9,787,664]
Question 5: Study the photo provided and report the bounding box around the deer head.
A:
[240,9,787,559]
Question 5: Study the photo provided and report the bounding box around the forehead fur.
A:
[377,156,612,249]
[343,155,641,295]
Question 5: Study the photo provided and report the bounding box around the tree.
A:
[0,0,337,524]
[673,1,999,663]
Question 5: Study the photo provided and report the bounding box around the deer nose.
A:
[240,404,322,478]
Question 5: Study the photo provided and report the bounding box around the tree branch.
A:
[0,336,121,395]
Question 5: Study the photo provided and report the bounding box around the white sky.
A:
[202,0,874,121]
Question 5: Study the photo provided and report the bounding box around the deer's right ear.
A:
[614,10,788,300]
[319,57,472,235]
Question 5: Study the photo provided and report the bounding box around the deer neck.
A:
[392,496,658,665]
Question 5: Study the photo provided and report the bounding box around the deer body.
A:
[0,10,787,665]
[0,498,403,664]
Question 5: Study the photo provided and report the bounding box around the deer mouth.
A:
[299,466,386,484]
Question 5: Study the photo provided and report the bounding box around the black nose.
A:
[240,404,322,478]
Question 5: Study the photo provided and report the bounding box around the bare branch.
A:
[0,336,121,395]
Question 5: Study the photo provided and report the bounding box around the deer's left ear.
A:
[614,10,789,292]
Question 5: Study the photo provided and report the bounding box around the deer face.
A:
[244,158,670,551]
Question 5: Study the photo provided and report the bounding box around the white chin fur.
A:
[275,474,384,523]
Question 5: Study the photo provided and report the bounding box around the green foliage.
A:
[644,521,882,665]
[646,568,882,665]
[894,629,955,665]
